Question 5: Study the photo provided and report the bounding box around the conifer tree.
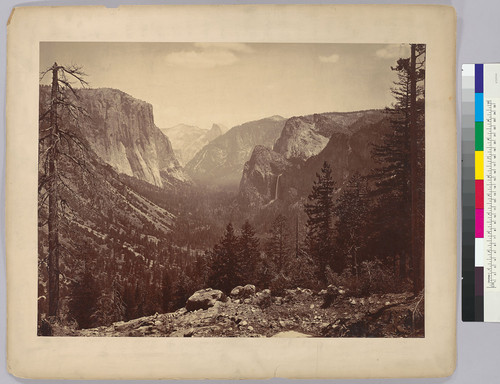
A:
[39,62,89,317]
[68,258,100,329]
[123,283,137,321]
[265,214,291,274]
[304,161,336,284]
[238,221,260,284]
[208,223,240,294]
[334,173,369,278]
[370,44,425,290]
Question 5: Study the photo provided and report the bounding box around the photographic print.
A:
[37,42,426,338]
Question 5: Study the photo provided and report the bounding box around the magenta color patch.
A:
[476,209,484,238]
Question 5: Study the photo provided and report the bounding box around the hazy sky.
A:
[40,42,411,130]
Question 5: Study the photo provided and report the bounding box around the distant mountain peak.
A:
[268,115,286,121]
[186,117,287,188]
[161,123,222,166]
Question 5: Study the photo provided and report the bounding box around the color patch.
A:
[475,151,484,179]
[476,93,484,121]
[476,209,484,238]
[476,267,485,296]
[476,180,484,209]
[475,238,484,267]
[475,122,484,151]
[475,64,484,92]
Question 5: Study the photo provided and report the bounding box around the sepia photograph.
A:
[37,41,426,338]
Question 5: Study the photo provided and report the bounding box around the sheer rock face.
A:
[74,88,186,187]
[185,116,286,189]
[302,111,391,186]
[239,110,391,207]
[161,123,223,166]
[273,110,387,161]
[239,146,291,206]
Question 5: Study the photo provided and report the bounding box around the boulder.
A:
[242,284,256,297]
[230,284,256,299]
[185,288,226,312]
[255,289,272,308]
[230,286,244,298]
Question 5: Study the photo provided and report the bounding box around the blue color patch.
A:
[475,64,484,93]
[476,93,484,121]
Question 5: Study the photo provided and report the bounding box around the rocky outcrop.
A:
[238,110,391,207]
[238,146,292,206]
[41,86,187,187]
[230,284,256,300]
[300,111,391,188]
[186,116,286,188]
[67,286,422,338]
[273,114,330,161]
[185,288,226,311]
[161,123,222,166]
[273,110,386,161]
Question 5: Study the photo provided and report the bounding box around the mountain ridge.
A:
[239,109,391,206]
[185,116,287,188]
[161,123,223,166]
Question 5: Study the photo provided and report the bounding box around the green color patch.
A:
[476,121,484,151]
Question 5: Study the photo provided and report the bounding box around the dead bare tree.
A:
[39,62,89,317]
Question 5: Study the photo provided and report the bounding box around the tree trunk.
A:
[409,45,422,294]
[48,63,60,317]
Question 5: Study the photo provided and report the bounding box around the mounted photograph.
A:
[37,41,426,338]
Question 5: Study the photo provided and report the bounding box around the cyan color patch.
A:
[475,93,484,121]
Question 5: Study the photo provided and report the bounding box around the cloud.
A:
[375,44,410,59]
[194,43,254,53]
[165,50,238,69]
[319,54,340,63]
[165,43,253,69]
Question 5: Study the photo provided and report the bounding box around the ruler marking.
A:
[485,98,499,292]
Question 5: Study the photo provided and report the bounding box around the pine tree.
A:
[265,214,291,274]
[208,223,240,294]
[123,283,137,321]
[410,44,426,294]
[68,259,100,329]
[334,173,370,278]
[370,44,425,290]
[238,221,260,284]
[304,161,336,284]
[39,62,89,317]
[161,271,174,313]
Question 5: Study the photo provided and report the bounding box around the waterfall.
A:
[274,174,281,200]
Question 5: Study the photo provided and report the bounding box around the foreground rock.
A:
[230,284,256,300]
[66,287,423,338]
[186,288,226,312]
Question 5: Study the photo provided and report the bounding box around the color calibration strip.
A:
[462,64,500,322]
[474,64,484,321]
[462,64,481,321]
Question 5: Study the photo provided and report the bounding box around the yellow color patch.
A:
[476,151,484,180]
